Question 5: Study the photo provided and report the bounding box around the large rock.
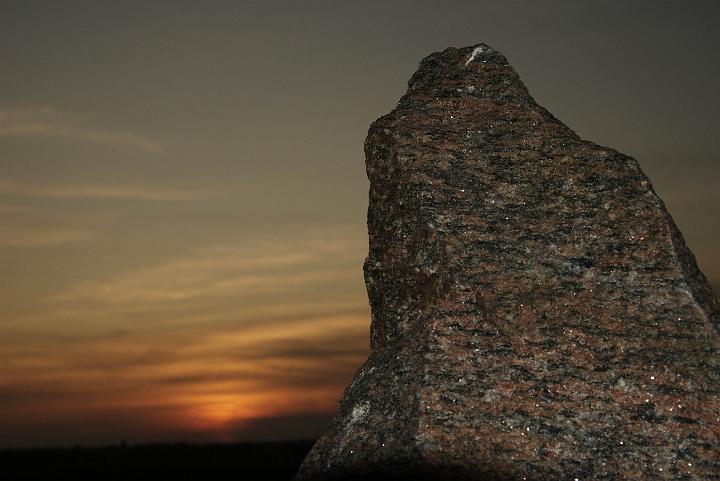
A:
[295,44,720,480]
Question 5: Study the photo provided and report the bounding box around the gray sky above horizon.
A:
[0,0,718,447]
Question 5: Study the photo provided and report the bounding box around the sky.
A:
[0,0,718,448]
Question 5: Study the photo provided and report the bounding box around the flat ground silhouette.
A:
[0,440,314,481]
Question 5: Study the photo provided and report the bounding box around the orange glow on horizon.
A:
[0,226,371,446]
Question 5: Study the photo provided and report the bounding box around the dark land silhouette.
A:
[0,440,315,481]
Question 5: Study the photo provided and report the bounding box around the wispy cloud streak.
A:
[0,107,165,154]
[0,228,370,443]
[0,224,95,247]
[53,229,366,306]
[0,180,203,202]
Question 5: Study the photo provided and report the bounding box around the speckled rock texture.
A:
[295,44,720,481]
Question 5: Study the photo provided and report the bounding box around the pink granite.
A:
[295,44,720,481]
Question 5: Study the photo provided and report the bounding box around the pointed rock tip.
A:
[420,43,508,68]
[406,43,527,101]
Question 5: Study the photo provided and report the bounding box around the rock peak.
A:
[405,44,549,118]
[296,45,720,481]
[464,44,495,64]
[425,43,506,66]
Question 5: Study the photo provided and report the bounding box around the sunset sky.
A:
[1,1,718,448]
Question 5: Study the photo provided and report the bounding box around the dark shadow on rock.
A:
[299,461,529,481]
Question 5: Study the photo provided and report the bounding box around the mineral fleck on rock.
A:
[295,44,720,480]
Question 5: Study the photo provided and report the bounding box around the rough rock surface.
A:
[295,44,720,480]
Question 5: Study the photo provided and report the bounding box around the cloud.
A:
[0,204,36,214]
[0,180,203,202]
[0,107,165,154]
[0,401,215,447]
[0,224,95,247]
[0,227,371,444]
[0,177,206,249]
[52,228,367,306]
[230,411,335,441]
[0,311,369,445]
